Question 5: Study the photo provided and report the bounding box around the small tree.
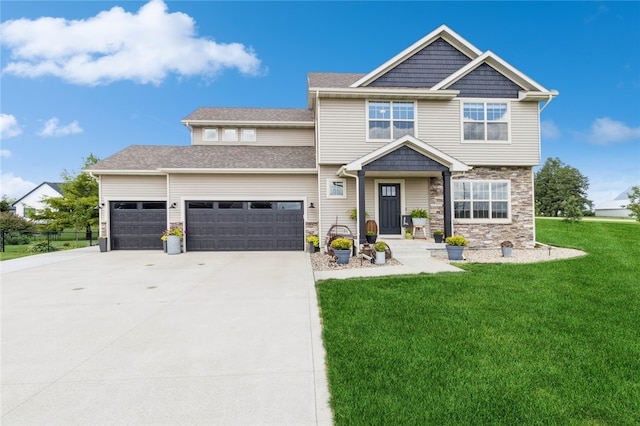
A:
[32,154,100,244]
[535,157,592,217]
[626,186,640,222]
[561,195,584,222]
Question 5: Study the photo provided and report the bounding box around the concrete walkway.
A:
[1,248,331,425]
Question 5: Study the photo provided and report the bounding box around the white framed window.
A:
[203,128,218,141]
[453,180,510,220]
[327,179,346,198]
[462,101,509,142]
[222,128,238,141]
[368,101,415,141]
[241,128,256,142]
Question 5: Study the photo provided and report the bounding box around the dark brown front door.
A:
[379,184,401,234]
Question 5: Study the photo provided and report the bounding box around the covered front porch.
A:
[338,135,470,245]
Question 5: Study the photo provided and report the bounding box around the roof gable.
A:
[351,25,482,88]
[11,182,63,206]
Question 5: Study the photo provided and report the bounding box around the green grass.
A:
[0,229,97,261]
[316,220,640,425]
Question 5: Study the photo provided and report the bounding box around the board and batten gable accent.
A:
[450,63,523,98]
[168,173,318,222]
[365,145,449,172]
[368,38,473,88]
[191,127,315,147]
[100,175,167,201]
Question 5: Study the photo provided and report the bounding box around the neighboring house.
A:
[594,187,635,217]
[11,182,63,218]
[87,25,558,251]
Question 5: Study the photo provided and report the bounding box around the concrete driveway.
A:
[1,248,331,425]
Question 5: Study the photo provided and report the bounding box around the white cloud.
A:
[0,0,262,85]
[0,149,10,158]
[38,118,83,137]
[0,114,22,139]
[541,120,560,140]
[0,172,36,199]
[583,117,640,145]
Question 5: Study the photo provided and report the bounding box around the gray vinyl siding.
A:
[192,127,314,146]
[101,175,167,202]
[450,63,523,98]
[168,174,318,223]
[369,38,472,88]
[317,98,369,164]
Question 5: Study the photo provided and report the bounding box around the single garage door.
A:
[110,201,166,250]
[186,201,304,251]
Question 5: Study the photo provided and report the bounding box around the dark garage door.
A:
[110,201,166,250]
[186,201,304,251]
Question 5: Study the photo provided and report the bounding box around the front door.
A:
[379,183,401,234]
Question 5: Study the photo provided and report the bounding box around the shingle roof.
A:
[87,145,316,171]
[183,107,314,122]
[307,72,366,88]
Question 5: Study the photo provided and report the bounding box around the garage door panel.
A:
[110,202,166,250]
[186,200,303,251]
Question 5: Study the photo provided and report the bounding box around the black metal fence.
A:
[0,229,98,253]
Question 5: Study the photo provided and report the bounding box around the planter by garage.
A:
[167,235,181,255]
[446,245,465,260]
[98,238,108,252]
[333,249,351,264]
[308,242,317,253]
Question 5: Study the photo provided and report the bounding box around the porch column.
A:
[358,169,366,244]
[443,170,453,238]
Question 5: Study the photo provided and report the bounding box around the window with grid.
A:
[462,102,509,141]
[368,101,415,140]
[453,181,510,220]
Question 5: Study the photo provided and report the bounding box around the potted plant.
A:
[330,237,352,264]
[410,208,430,226]
[366,231,377,244]
[501,240,514,257]
[98,235,108,252]
[306,235,320,253]
[165,226,185,255]
[405,230,412,239]
[445,235,468,260]
[373,241,387,265]
[433,230,444,243]
[349,208,369,220]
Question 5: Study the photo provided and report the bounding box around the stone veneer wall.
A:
[428,177,445,235]
[452,166,535,249]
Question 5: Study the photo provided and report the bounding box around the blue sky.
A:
[1,0,639,206]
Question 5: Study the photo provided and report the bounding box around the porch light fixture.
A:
[308,202,315,209]
[169,202,177,209]
[94,203,105,210]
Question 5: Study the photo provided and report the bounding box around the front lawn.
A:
[316,219,640,425]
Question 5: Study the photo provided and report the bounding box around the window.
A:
[241,128,256,142]
[368,101,414,140]
[453,181,510,220]
[222,128,238,141]
[462,102,509,142]
[203,128,218,141]
[327,179,346,198]
[24,207,36,218]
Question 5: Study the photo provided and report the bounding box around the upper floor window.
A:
[453,180,510,220]
[462,102,509,142]
[241,128,256,142]
[222,128,238,142]
[368,101,414,140]
[203,128,218,141]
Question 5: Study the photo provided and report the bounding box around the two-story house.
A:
[87,25,557,251]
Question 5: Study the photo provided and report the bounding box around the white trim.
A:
[431,51,552,93]
[183,120,314,128]
[350,25,482,88]
[374,179,406,237]
[158,168,317,174]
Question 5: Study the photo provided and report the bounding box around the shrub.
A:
[330,237,352,250]
[0,212,37,233]
[26,241,55,253]
[4,231,31,245]
[373,241,387,252]
[445,235,468,246]
[410,208,429,219]
[306,235,320,247]
[500,240,514,248]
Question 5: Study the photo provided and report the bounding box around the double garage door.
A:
[186,201,304,251]
[109,200,304,251]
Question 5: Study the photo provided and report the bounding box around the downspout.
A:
[88,171,103,237]
[539,93,555,113]
[314,90,321,245]
[340,167,362,245]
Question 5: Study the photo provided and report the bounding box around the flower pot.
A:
[333,249,351,264]
[412,218,427,226]
[375,250,386,265]
[162,240,167,253]
[501,247,513,258]
[167,235,181,255]
[433,234,444,243]
[446,245,465,261]
[98,238,108,252]
[366,234,377,244]
[308,243,317,253]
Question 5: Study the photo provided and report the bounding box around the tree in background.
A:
[0,196,15,212]
[535,157,592,218]
[33,154,100,242]
[626,186,640,222]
